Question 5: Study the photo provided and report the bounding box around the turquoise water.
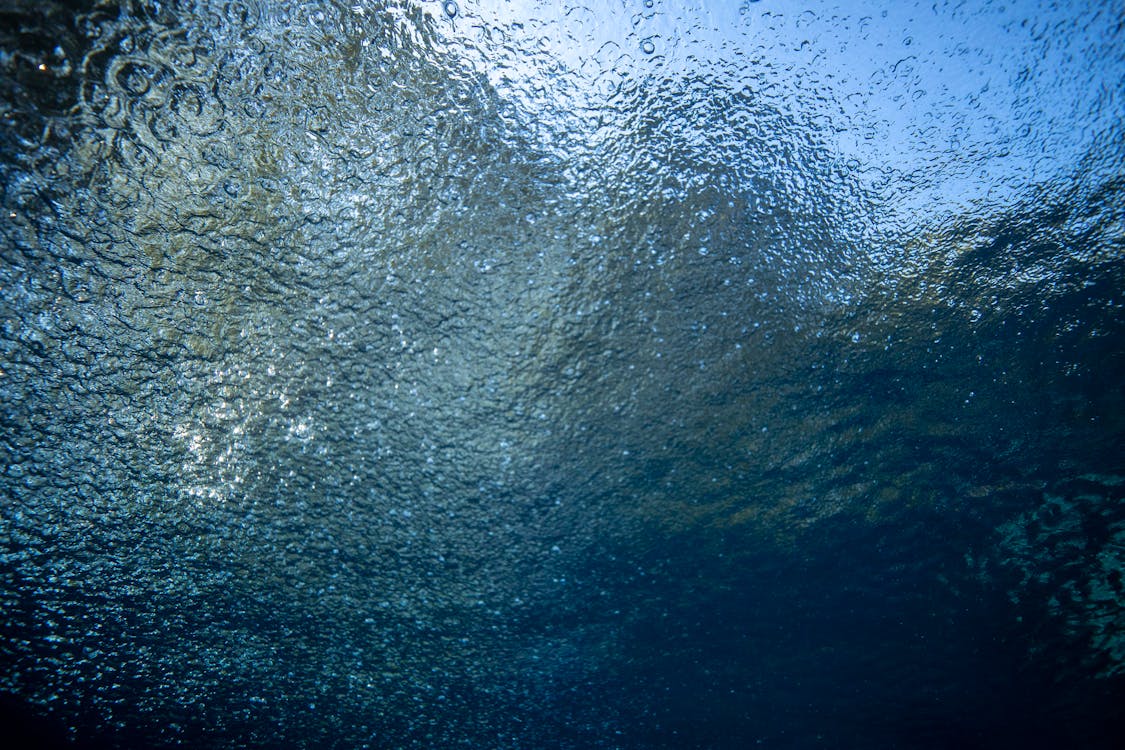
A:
[1,1,1123,747]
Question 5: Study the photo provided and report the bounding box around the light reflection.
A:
[440,0,1119,219]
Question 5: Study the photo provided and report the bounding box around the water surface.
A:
[1,0,1123,747]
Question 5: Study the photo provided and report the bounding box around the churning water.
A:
[2,1,1123,747]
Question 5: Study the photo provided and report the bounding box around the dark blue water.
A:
[2,0,1124,747]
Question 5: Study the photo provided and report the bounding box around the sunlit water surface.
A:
[2,1,1123,747]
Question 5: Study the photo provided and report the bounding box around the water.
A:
[1,0,1123,747]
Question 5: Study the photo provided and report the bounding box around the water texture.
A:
[1,0,1123,747]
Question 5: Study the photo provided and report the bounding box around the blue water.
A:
[1,0,1123,747]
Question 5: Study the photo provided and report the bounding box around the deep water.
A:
[2,1,1124,748]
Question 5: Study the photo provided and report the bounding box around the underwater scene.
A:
[2,0,1124,747]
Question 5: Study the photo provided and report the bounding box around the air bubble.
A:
[641,39,655,55]
[444,1,458,17]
